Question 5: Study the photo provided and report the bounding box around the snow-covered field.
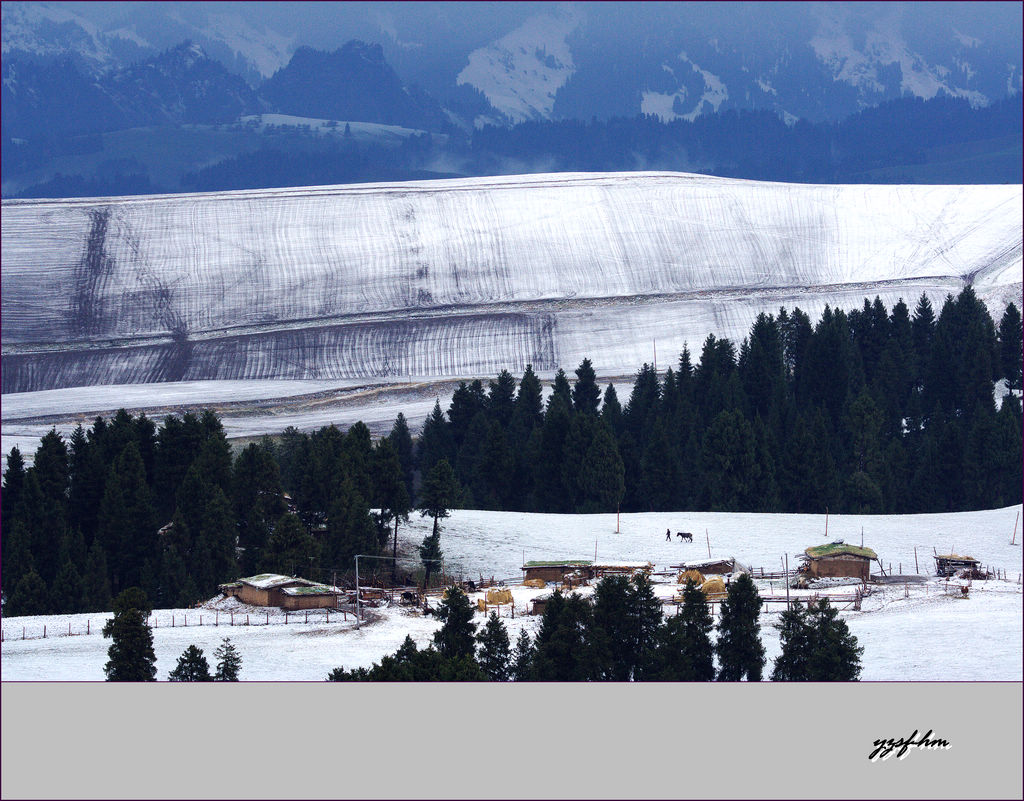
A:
[3,171,1020,459]
[3,505,1020,681]
[3,172,1020,395]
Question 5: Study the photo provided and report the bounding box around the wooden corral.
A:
[802,544,877,581]
[530,594,552,615]
[933,554,984,578]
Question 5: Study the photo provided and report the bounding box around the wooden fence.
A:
[2,608,353,642]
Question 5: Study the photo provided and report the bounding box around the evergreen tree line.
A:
[327,574,862,682]
[2,288,1020,617]
[0,409,415,616]
[414,289,1022,516]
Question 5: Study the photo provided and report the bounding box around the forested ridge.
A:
[2,288,1020,617]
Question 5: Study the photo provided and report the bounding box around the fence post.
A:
[23,627,26,640]
[69,622,72,635]
[87,620,90,635]
[43,626,46,638]
[172,615,175,628]
[266,612,269,625]
[306,611,309,624]
[246,615,250,626]
[200,616,203,626]
[326,610,329,624]
[230,612,234,626]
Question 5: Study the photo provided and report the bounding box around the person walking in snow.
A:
[666,529,672,541]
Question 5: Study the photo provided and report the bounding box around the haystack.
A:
[522,578,547,589]
[678,569,705,585]
[701,576,727,597]
[485,588,513,605]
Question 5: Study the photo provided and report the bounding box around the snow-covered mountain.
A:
[4,2,1020,127]
[3,172,1020,396]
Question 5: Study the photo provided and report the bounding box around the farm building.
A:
[933,554,983,578]
[671,557,747,576]
[522,560,652,583]
[220,574,340,609]
[802,543,877,581]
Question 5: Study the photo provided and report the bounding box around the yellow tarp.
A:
[522,578,547,589]
[486,588,513,605]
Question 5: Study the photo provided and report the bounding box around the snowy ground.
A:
[3,505,1020,681]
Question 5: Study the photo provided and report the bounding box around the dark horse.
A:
[676,531,693,542]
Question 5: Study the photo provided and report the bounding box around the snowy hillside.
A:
[3,171,1020,399]
[3,505,1020,681]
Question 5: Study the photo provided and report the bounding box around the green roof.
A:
[805,543,877,560]
[524,560,592,568]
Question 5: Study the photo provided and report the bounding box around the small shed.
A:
[530,593,553,616]
[933,554,982,578]
[222,574,339,608]
[279,584,340,610]
[672,557,745,576]
[522,560,593,583]
[802,543,877,581]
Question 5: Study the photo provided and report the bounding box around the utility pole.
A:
[706,528,711,559]
[784,554,790,610]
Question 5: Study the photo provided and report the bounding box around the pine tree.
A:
[771,599,862,681]
[433,586,477,659]
[418,527,443,589]
[168,645,212,681]
[2,445,26,523]
[417,459,460,539]
[532,591,597,681]
[103,587,157,681]
[264,512,319,576]
[375,439,411,583]
[550,368,573,410]
[805,599,864,681]
[1,520,34,599]
[649,579,715,681]
[49,558,85,614]
[232,441,286,574]
[572,358,601,415]
[486,370,517,427]
[589,575,635,680]
[513,365,545,429]
[578,423,625,513]
[476,612,512,681]
[417,401,454,477]
[212,638,242,681]
[770,601,813,681]
[8,568,49,617]
[386,413,416,497]
[700,409,758,511]
[997,302,1022,390]
[511,629,535,681]
[82,540,113,612]
[600,384,624,436]
[716,574,766,681]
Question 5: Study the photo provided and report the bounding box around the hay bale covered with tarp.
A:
[678,569,705,586]
[485,588,513,605]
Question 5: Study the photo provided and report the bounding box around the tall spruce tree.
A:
[771,599,862,681]
[716,574,766,681]
[168,645,212,681]
[648,579,715,681]
[213,638,243,681]
[572,358,602,415]
[103,587,157,681]
[476,612,512,681]
[433,586,477,659]
[511,629,536,681]
[997,302,1022,390]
